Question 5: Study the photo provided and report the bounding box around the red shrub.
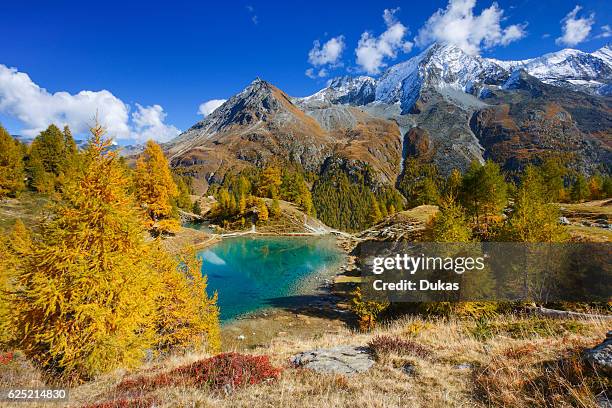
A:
[81,396,157,408]
[368,335,432,358]
[116,353,281,394]
[0,351,14,365]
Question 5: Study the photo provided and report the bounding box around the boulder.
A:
[291,346,375,375]
[584,331,612,375]
[559,216,570,225]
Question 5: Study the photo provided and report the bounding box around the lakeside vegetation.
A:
[0,123,220,382]
[0,122,610,407]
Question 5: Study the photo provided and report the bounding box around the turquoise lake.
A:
[196,236,344,321]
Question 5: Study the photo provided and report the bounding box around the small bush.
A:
[81,396,157,408]
[368,335,431,359]
[419,302,502,319]
[0,351,14,365]
[117,353,281,394]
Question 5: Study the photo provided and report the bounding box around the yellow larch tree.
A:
[134,140,180,235]
[15,124,162,380]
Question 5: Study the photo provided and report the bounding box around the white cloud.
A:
[308,36,345,66]
[556,6,594,46]
[355,8,414,74]
[415,0,526,55]
[0,64,180,143]
[305,68,329,79]
[197,99,226,117]
[596,24,611,39]
[131,104,180,143]
[246,5,258,25]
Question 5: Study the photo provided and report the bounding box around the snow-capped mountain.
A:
[493,46,612,95]
[167,42,611,188]
[299,76,376,107]
[302,43,612,111]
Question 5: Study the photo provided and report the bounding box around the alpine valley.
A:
[166,42,612,192]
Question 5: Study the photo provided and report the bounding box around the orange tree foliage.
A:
[134,140,180,235]
[14,125,219,381]
[0,220,31,346]
[0,125,25,198]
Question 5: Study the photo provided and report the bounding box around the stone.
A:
[454,363,473,370]
[291,346,375,375]
[584,331,612,375]
[559,216,570,225]
[402,363,416,376]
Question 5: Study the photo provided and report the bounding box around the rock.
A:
[559,216,570,225]
[584,331,612,375]
[402,363,416,376]
[291,346,375,375]
[237,334,245,341]
[454,363,473,370]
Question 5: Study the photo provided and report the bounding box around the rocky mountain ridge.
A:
[167,42,611,190]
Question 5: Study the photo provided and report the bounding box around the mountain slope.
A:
[167,79,404,187]
[167,42,611,191]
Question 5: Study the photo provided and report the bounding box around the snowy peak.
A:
[592,44,612,66]
[300,75,376,107]
[301,42,612,113]
[489,45,612,94]
[375,42,508,112]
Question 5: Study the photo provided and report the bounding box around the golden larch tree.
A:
[0,125,25,198]
[135,140,180,235]
[15,125,162,380]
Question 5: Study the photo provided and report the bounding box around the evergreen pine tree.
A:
[368,193,382,225]
[570,174,589,202]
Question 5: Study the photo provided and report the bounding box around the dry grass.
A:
[1,314,600,408]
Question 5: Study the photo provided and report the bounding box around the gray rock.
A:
[584,331,612,375]
[291,346,375,375]
[559,216,570,225]
[402,363,416,376]
[454,363,473,370]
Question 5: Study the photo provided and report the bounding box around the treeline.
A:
[312,165,405,232]
[399,157,612,211]
[207,165,314,228]
[0,123,220,382]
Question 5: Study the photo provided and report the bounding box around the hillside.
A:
[165,43,611,188]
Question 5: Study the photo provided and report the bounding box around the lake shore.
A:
[217,234,359,351]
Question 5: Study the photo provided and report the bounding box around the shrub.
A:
[117,353,281,394]
[368,335,431,359]
[81,397,157,408]
[0,351,14,365]
[418,301,501,319]
[350,287,389,332]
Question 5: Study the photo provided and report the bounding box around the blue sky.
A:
[0,0,610,143]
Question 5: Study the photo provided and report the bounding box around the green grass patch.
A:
[469,318,589,340]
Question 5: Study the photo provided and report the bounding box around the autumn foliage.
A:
[116,353,281,393]
[134,140,180,235]
[4,124,219,381]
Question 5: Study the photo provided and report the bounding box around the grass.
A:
[0,192,49,231]
[3,314,607,407]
